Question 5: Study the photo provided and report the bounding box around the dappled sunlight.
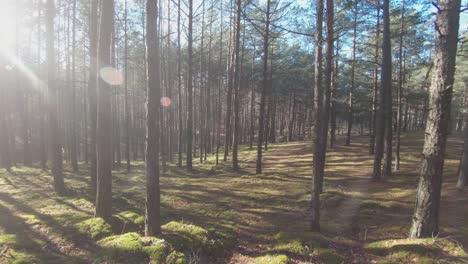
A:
[0,132,467,263]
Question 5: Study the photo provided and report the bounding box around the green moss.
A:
[273,239,306,254]
[273,231,330,253]
[110,211,145,233]
[254,254,290,264]
[313,248,344,264]
[162,221,209,249]
[162,221,235,256]
[0,234,18,246]
[20,214,41,225]
[75,217,112,240]
[114,211,145,226]
[97,232,183,264]
[9,250,40,264]
[0,247,42,264]
[365,238,468,262]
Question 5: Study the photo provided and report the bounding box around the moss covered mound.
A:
[271,231,344,263]
[110,211,145,233]
[162,221,236,256]
[366,238,468,263]
[75,217,112,240]
[97,232,186,264]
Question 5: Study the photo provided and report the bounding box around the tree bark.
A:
[46,0,65,195]
[256,0,271,174]
[311,0,324,232]
[457,118,468,189]
[186,0,194,170]
[369,3,380,155]
[145,0,162,236]
[232,0,242,171]
[409,0,460,238]
[395,0,405,171]
[95,0,114,219]
[88,0,99,199]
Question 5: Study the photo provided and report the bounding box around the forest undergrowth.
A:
[0,131,467,264]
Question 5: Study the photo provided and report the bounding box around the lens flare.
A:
[99,67,124,86]
[160,97,172,107]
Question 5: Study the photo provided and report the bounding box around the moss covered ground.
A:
[0,132,466,263]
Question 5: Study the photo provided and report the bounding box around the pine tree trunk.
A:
[457,119,468,189]
[186,0,194,170]
[311,0,324,232]
[95,0,114,219]
[46,0,65,195]
[256,0,270,174]
[345,3,357,146]
[409,0,460,238]
[395,0,405,171]
[145,0,161,236]
[370,4,380,155]
[232,0,242,171]
[88,0,99,198]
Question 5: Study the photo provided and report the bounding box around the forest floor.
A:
[0,131,467,264]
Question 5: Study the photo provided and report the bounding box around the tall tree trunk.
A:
[256,0,270,174]
[124,0,131,172]
[330,37,339,148]
[345,2,357,146]
[95,0,114,219]
[457,117,468,189]
[70,0,78,172]
[177,0,183,167]
[409,0,460,238]
[370,3,380,155]
[88,0,99,198]
[186,0,194,170]
[373,0,391,180]
[232,0,242,171]
[319,0,334,194]
[145,0,161,236]
[382,0,393,179]
[46,0,65,195]
[310,0,324,231]
[395,0,405,171]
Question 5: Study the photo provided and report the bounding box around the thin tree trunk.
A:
[256,0,270,174]
[345,2,357,146]
[232,0,242,171]
[311,0,324,232]
[186,0,193,170]
[382,0,393,179]
[395,0,405,171]
[370,3,380,155]
[88,0,99,198]
[457,117,468,189]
